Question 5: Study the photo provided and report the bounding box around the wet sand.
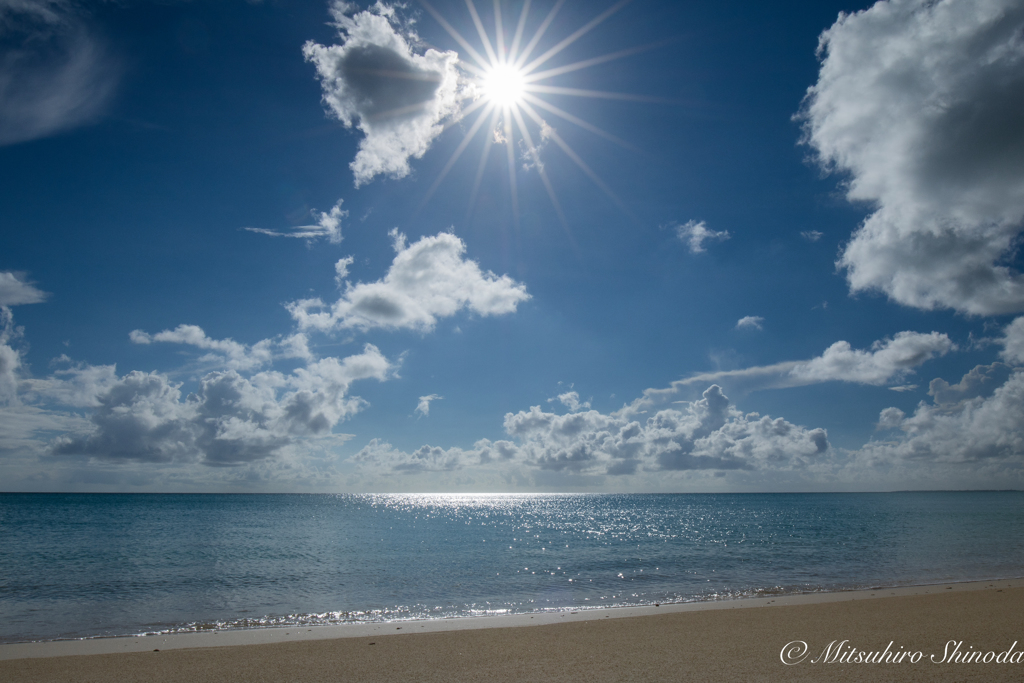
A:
[2,580,1022,682]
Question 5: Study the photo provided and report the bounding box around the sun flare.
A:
[419,0,646,224]
[481,63,526,107]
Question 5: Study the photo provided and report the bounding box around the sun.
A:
[481,63,526,107]
[418,0,652,225]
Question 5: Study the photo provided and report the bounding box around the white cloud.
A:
[334,255,354,286]
[856,322,1024,477]
[674,220,730,254]
[414,393,441,417]
[676,331,953,392]
[862,365,1024,466]
[22,356,118,408]
[928,361,1011,405]
[352,385,829,478]
[287,230,529,333]
[548,391,590,413]
[50,344,393,465]
[788,331,954,385]
[801,230,823,242]
[0,307,22,402]
[0,0,117,145]
[303,2,461,186]
[801,0,1024,315]
[244,200,347,243]
[519,120,554,171]
[129,325,274,372]
[1001,316,1024,364]
[735,316,764,331]
[352,438,472,473]
[0,271,48,306]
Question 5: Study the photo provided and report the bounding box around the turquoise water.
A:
[1,492,1022,643]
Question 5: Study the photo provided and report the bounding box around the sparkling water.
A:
[1,492,1022,643]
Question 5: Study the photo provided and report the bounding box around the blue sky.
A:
[2,0,1024,492]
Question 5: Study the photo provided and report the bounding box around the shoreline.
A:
[1,577,1018,661]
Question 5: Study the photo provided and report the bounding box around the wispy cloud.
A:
[0,0,118,146]
[678,331,953,390]
[615,331,955,418]
[0,272,48,306]
[244,200,347,243]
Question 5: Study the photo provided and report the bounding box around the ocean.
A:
[1,491,1021,643]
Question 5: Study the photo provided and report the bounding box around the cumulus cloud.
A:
[22,356,119,408]
[352,438,471,472]
[801,0,1024,315]
[352,385,829,478]
[801,230,823,242]
[1001,316,1024,364]
[863,365,1024,466]
[303,2,461,186]
[0,271,48,306]
[287,230,529,333]
[674,220,730,254]
[735,316,764,331]
[0,307,22,402]
[51,344,393,465]
[414,393,441,417]
[243,200,347,243]
[859,317,1024,472]
[928,362,1012,405]
[0,0,117,145]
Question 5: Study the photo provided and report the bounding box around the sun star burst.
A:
[419,0,655,225]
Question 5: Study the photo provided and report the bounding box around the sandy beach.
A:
[2,580,1022,682]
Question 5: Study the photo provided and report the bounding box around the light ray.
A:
[493,0,505,60]
[418,0,490,71]
[467,107,501,222]
[503,112,520,225]
[520,0,632,76]
[523,40,673,83]
[522,92,636,150]
[525,84,673,103]
[420,104,494,209]
[456,60,487,78]
[440,90,490,133]
[520,99,627,212]
[465,0,498,66]
[511,106,568,230]
[513,0,564,70]
[508,0,531,63]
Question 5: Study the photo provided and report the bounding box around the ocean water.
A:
[1,492,1022,643]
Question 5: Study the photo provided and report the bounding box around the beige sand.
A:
[2,580,1022,682]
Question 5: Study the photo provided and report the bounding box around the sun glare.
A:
[481,63,526,107]
[419,0,647,225]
